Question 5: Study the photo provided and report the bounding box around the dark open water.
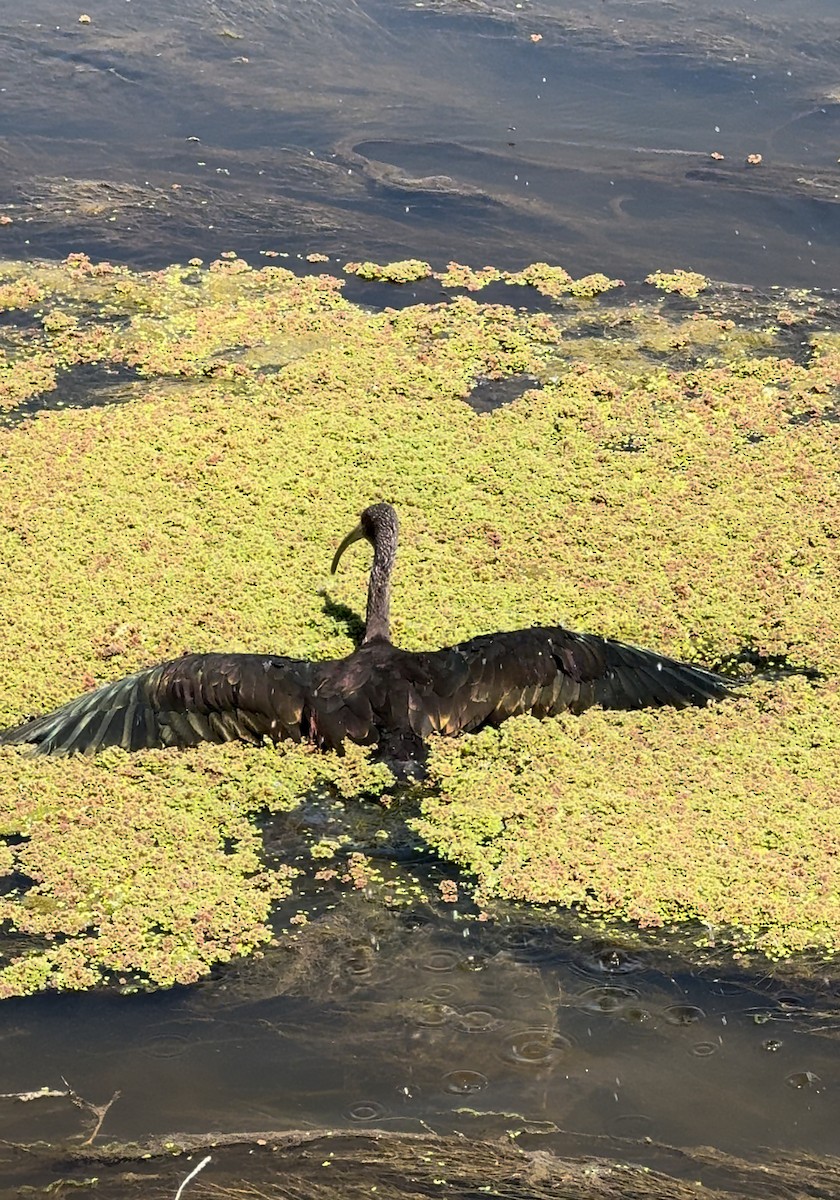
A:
[1,0,840,286]
[1,884,839,1156]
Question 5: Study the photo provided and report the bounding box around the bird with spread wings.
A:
[0,503,739,770]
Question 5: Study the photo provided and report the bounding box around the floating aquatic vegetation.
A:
[645,269,709,297]
[566,273,625,298]
[417,677,840,959]
[0,251,838,992]
[343,259,433,283]
[502,263,624,300]
[504,262,573,299]
[436,262,504,291]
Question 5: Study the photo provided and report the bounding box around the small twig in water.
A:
[61,1077,122,1145]
[175,1154,212,1200]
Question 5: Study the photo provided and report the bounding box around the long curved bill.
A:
[331,523,365,574]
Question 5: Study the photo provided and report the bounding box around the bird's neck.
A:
[363,533,396,644]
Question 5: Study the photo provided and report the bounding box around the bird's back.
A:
[283,627,737,762]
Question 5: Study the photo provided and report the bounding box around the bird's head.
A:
[331,503,399,573]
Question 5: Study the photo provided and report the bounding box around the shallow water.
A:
[0,875,838,1159]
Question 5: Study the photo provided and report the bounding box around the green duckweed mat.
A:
[0,252,838,995]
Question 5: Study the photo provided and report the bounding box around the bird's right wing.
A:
[405,625,738,737]
[0,653,316,756]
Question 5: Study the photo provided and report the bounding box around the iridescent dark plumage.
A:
[0,503,739,768]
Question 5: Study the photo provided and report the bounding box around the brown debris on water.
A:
[1,1128,838,1200]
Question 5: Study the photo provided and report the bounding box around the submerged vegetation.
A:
[0,252,838,994]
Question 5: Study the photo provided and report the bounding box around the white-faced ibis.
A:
[0,503,739,769]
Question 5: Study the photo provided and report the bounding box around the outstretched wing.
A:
[404,625,739,737]
[0,653,317,756]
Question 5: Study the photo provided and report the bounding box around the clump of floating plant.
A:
[0,258,135,408]
[645,268,709,297]
[505,262,573,298]
[566,272,626,298]
[0,348,58,408]
[0,277,46,310]
[435,262,504,291]
[417,677,840,958]
[377,295,542,399]
[504,262,624,300]
[343,259,433,283]
[0,250,839,991]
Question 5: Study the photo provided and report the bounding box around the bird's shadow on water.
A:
[321,595,366,647]
[718,645,824,683]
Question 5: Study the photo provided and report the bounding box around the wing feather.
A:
[0,653,315,756]
[409,625,738,735]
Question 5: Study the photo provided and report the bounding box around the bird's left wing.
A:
[404,625,738,737]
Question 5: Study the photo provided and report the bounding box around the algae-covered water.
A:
[0,251,838,1196]
[0,1,839,1196]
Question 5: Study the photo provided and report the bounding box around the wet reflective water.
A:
[1,0,840,286]
[0,890,838,1158]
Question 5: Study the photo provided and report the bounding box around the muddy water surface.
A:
[2,0,840,285]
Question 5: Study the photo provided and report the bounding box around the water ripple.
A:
[500,1027,574,1067]
[442,1069,488,1094]
[579,985,640,1014]
[664,1004,706,1026]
